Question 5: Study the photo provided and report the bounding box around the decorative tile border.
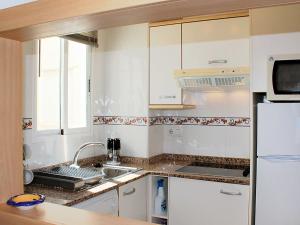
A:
[23,118,33,130]
[93,116,148,126]
[93,116,250,127]
[149,116,250,127]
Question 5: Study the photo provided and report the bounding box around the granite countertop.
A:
[25,155,250,206]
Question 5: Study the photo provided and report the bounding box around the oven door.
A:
[267,54,300,101]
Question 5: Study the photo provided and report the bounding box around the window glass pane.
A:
[67,40,88,129]
[37,37,61,131]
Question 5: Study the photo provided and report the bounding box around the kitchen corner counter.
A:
[25,170,149,206]
[25,155,250,207]
[0,202,156,225]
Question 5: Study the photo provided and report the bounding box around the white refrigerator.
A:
[256,103,300,225]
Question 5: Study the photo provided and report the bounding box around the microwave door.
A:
[257,103,300,156]
[267,56,300,101]
[273,60,300,94]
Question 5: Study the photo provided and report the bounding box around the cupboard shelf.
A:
[149,104,195,110]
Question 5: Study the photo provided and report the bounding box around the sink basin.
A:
[102,167,128,179]
[101,165,139,180]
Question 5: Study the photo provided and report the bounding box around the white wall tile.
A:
[99,125,149,158]
[163,125,228,156]
[226,127,250,158]
[149,126,164,157]
[24,130,97,170]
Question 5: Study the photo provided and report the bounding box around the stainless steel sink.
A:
[101,165,139,180]
[33,164,140,191]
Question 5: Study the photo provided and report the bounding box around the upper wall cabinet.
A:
[250,4,300,92]
[149,24,182,105]
[182,17,250,69]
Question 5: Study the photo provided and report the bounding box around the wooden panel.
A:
[251,3,300,35]
[0,202,156,225]
[0,0,300,41]
[0,37,23,202]
[149,10,249,27]
[0,0,172,32]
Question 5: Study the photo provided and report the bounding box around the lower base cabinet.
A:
[169,177,249,225]
[72,189,118,215]
[119,176,147,221]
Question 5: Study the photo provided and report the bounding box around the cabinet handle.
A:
[123,188,136,196]
[220,189,242,196]
[208,59,228,64]
[159,95,176,99]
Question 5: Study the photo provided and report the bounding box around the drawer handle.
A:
[208,59,228,64]
[220,189,242,196]
[159,95,176,99]
[123,188,136,196]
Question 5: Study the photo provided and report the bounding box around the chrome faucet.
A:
[70,142,105,169]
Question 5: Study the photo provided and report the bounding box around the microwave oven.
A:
[267,54,300,101]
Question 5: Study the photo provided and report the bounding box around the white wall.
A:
[92,23,150,158]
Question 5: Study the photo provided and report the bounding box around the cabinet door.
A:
[169,177,249,225]
[150,24,182,104]
[72,189,118,216]
[182,17,249,69]
[119,177,147,221]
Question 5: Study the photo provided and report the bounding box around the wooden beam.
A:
[149,10,249,27]
[0,0,173,32]
[0,37,23,202]
[0,0,300,41]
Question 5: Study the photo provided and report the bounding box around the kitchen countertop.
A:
[0,202,156,225]
[25,156,250,206]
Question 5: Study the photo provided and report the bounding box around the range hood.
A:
[174,67,250,91]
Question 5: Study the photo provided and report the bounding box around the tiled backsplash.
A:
[23,118,32,130]
[92,116,250,127]
[149,116,250,127]
[93,116,148,126]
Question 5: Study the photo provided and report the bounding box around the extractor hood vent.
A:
[174,67,249,91]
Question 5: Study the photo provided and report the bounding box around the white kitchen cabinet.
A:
[119,176,148,221]
[72,189,118,216]
[251,32,300,92]
[169,177,249,225]
[149,24,182,104]
[182,17,250,69]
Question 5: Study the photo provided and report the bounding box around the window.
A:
[36,37,91,134]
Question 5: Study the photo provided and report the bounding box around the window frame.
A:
[33,38,92,137]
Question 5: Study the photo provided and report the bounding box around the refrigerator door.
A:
[257,103,300,156]
[256,156,300,225]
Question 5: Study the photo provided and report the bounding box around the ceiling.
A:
[0,0,36,10]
